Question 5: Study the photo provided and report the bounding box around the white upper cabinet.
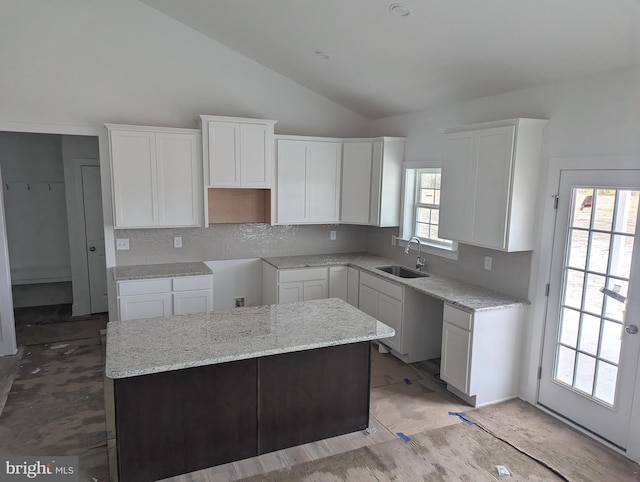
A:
[275,137,341,224]
[107,124,203,229]
[200,115,277,188]
[340,137,405,227]
[440,118,547,252]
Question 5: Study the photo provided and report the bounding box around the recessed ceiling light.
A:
[314,50,330,60]
[389,3,412,17]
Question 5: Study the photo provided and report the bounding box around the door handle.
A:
[626,325,638,335]
[89,246,96,252]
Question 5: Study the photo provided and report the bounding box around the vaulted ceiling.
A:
[142,0,640,119]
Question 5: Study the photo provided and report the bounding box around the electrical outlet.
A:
[330,230,336,241]
[116,238,129,250]
[234,297,245,308]
[391,236,397,246]
[174,236,182,248]
[484,256,492,271]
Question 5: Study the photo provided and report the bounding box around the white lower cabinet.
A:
[118,293,172,321]
[346,267,360,307]
[359,272,442,363]
[117,275,213,320]
[440,303,524,407]
[275,267,328,304]
[329,266,348,301]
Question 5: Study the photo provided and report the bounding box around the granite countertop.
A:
[105,298,394,379]
[113,262,212,281]
[263,252,527,312]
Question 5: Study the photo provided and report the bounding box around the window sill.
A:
[394,237,459,261]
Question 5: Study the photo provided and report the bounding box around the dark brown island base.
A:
[106,298,394,482]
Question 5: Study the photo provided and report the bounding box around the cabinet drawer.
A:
[173,275,212,292]
[443,304,473,331]
[118,278,172,296]
[359,272,403,301]
[278,267,327,283]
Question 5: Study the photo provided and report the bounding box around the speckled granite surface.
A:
[106,298,394,379]
[113,262,212,281]
[263,253,527,312]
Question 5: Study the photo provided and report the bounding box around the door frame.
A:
[0,120,117,356]
[524,155,640,461]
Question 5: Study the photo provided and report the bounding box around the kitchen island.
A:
[106,298,394,482]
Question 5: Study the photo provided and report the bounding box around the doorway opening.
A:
[0,132,107,347]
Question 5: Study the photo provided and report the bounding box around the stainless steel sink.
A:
[377,266,429,279]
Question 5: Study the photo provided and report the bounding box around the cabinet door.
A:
[156,132,202,227]
[118,293,172,321]
[358,284,378,318]
[208,122,240,186]
[278,282,303,304]
[110,130,158,227]
[472,126,514,250]
[302,279,328,301]
[341,142,372,224]
[173,290,213,315]
[346,267,360,307]
[377,292,403,353]
[439,132,476,243]
[440,321,471,394]
[307,141,341,223]
[276,140,307,223]
[240,123,270,187]
[329,266,348,302]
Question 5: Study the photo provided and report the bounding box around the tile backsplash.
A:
[114,224,370,266]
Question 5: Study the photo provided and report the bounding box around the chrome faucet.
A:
[405,236,425,271]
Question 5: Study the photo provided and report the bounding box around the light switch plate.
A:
[174,236,182,248]
[116,238,129,250]
[330,230,336,241]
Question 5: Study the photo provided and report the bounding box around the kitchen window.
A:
[399,162,457,259]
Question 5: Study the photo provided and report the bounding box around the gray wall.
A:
[114,224,370,265]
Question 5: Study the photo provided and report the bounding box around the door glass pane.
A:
[610,234,634,278]
[594,362,618,405]
[556,345,576,385]
[578,313,600,356]
[617,190,639,235]
[567,229,588,269]
[572,188,594,229]
[593,190,614,231]
[559,308,580,348]
[587,232,610,275]
[601,320,622,364]
[554,186,639,408]
[574,353,596,394]
[564,269,584,310]
[584,274,605,315]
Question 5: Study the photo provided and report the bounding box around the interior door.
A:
[539,169,640,449]
[0,166,17,355]
[82,165,108,313]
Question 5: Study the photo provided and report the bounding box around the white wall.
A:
[368,65,640,401]
[0,0,370,138]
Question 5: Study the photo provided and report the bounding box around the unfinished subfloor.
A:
[1,306,639,481]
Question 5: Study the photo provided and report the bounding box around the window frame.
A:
[398,161,458,259]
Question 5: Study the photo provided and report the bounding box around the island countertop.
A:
[106,298,394,379]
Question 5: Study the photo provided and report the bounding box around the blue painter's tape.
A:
[97,430,112,437]
[404,378,412,384]
[448,411,474,426]
[396,432,411,442]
